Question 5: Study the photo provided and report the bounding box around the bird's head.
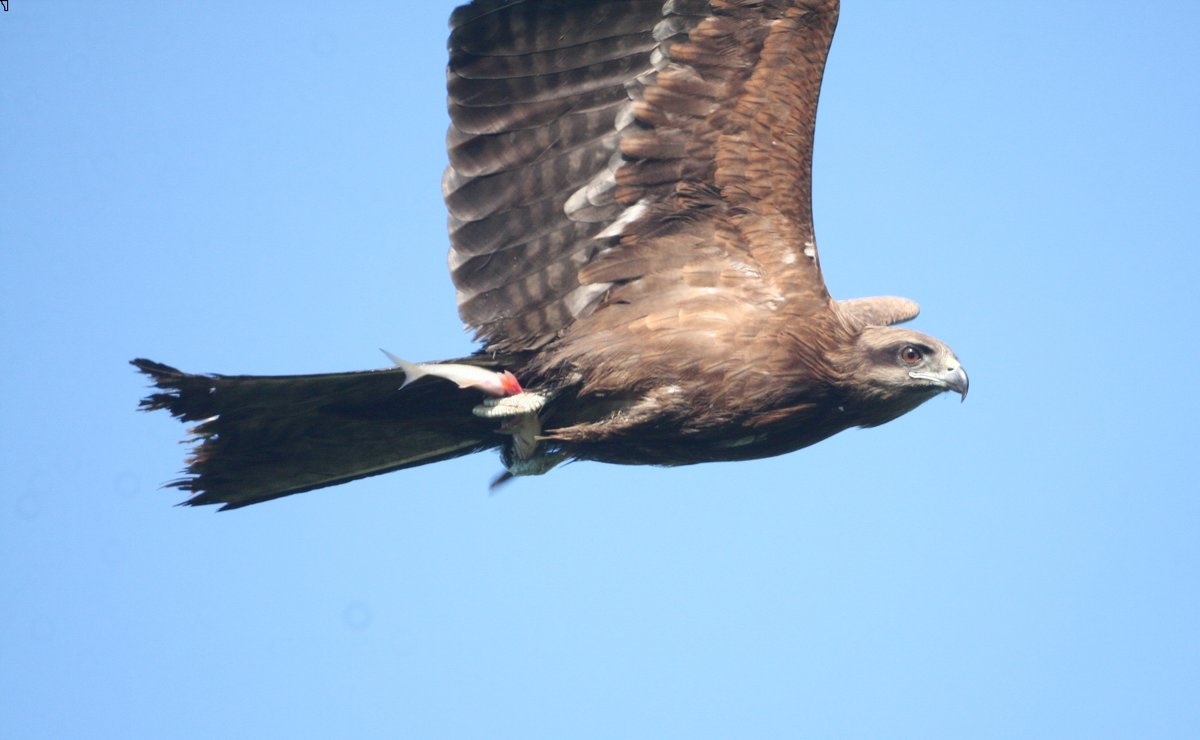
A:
[834,325,968,425]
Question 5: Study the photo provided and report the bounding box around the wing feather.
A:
[447,0,697,350]
[447,104,624,177]
[449,0,664,54]
[449,54,654,106]
[451,32,657,81]
[449,84,632,136]
[445,0,839,353]
[448,192,575,256]
[444,134,619,221]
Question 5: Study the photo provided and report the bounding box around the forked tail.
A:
[132,357,503,509]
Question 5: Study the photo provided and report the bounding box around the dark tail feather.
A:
[132,358,501,510]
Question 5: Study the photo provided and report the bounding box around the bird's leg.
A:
[490,450,568,491]
[474,387,564,488]
[497,413,541,461]
[472,389,554,419]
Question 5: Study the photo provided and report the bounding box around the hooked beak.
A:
[910,364,969,401]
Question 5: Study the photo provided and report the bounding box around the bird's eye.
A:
[900,346,923,366]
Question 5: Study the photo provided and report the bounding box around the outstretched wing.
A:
[446,0,840,353]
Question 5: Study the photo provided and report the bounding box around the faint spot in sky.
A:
[16,469,53,519]
[114,470,139,499]
[342,601,372,631]
[29,468,52,495]
[30,616,54,642]
[310,31,338,58]
[15,493,39,521]
[100,538,126,566]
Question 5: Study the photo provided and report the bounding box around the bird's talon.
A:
[472,390,551,418]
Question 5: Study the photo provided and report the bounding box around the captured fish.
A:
[381,350,522,397]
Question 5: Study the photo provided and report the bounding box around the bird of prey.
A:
[134,0,968,510]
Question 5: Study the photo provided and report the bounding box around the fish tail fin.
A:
[380,349,425,389]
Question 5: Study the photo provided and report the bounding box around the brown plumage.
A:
[135,0,967,510]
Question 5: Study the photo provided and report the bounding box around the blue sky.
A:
[3,1,1199,738]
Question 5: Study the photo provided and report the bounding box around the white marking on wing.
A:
[596,200,649,239]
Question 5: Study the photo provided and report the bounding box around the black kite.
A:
[135,0,968,509]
